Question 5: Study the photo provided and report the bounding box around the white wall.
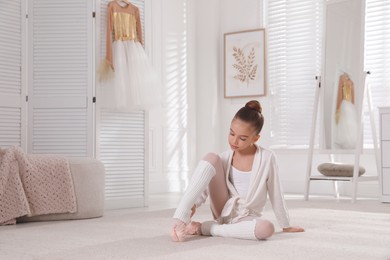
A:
[147,0,197,194]
[149,0,380,198]
[194,0,273,171]
[193,0,222,158]
[195,0,268,157]
[193,0,380,198]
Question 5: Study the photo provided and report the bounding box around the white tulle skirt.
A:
[101,40,159,110]
[333,100,359,149]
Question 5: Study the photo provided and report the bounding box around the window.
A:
[265,0,323,148]
[364,0,390,146]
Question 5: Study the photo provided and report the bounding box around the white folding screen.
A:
[0,0,26,149]
[27,0,94,157]
[0,0,148,209]
[97,0,148,209]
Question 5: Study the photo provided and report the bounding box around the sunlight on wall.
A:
[164,0,189,192]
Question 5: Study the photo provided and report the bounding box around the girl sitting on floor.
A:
[170,100,304,242]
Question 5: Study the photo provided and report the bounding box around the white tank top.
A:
[230,166,251,198]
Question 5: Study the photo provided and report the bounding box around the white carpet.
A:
[2,198,390,260]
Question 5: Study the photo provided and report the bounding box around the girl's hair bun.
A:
[234,100,264,135]
[245,100,262,114]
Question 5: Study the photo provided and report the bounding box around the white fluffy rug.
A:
[2,198,390,260]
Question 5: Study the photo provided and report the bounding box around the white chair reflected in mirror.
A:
[304,0,380,202]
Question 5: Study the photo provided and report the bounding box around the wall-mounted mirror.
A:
[322,0,365,150]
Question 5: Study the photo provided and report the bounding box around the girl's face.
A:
[228,118,260,153]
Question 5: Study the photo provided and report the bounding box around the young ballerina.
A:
[170,100,304,242]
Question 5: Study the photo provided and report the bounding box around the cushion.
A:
[317,162,365,177]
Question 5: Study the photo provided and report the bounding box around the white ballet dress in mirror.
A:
[334,74,358,149]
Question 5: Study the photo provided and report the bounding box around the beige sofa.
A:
[18,157,105,222]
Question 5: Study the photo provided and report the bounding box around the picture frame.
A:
[224,29,266,98]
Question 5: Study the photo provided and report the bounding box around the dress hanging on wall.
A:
[334,73,358,149]
[99,0,159,110]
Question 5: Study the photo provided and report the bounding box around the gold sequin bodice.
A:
[112,12,138,42]
[103,1,143,70]
[342,81,352,102]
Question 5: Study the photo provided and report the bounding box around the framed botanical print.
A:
[224,29,266,98]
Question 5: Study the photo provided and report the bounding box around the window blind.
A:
[364,0,390,146]
[265,0,323,148]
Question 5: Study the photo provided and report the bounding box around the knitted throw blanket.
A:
[0,147,77,225]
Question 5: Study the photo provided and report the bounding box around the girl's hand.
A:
[283,226,305,232]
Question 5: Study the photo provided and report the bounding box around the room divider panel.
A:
[0,0,149,209]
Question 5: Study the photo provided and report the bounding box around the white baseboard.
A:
[149,179,188,194]
[150,179,380,199]
[149,181,170,194]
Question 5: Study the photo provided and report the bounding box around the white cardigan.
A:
[197,145,290,228]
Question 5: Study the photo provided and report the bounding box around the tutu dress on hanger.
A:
[333,73,358,149]
[100,0,159,110]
